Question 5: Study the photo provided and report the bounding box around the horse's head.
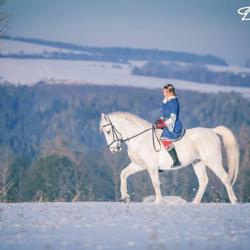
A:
[99,113,123,153]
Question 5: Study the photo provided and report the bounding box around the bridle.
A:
[101,115,162,152]
[101,115,124,151]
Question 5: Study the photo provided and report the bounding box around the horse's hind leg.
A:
[120,162,145,202]
[192,161,208,204]
[147,166,164,204]
[205,159,237,203]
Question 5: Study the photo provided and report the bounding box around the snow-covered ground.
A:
[0,201,249,250]
[0,39,82,55]
[1,58,250,98]
[0,39,250,98]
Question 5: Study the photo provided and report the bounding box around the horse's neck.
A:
[110,114,148,140]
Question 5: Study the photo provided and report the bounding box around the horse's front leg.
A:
[120,162,144,202]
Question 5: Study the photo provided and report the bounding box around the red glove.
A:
[154,119,166,129]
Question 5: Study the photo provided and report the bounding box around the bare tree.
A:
[0,0,9,36]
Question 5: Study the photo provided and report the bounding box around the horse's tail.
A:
[212,126,239,185]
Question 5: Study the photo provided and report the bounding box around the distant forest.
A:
[1,36,227,65]
[132,61,250,87]
[0,82,249,203]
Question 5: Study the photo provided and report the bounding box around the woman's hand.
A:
[154,118,166,129]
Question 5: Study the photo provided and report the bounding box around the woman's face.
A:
[162,88,172,98]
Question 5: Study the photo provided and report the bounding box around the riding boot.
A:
[168,146,181,168]
[158,139,181,172]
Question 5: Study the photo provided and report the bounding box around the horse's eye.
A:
[107,130,111,134]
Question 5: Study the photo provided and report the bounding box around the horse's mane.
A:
[108,111,151,129]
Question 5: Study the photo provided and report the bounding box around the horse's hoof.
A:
[192,200,200,205]
[231,199,237,204]
[154,198,164,204]
[120,195,130,203]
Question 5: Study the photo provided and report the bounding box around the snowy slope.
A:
[1,39,250,98]
[1,58,250,98]
[0,202,249,250]
[0,39,75,54]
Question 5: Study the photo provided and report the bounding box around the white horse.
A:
[99,111,239,204]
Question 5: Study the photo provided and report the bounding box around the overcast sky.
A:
[3,0,250,65]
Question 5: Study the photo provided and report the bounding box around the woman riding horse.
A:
[154,84,184,168]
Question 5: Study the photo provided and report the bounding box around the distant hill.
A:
[1,35,227,65]
[132,61,250,87]
[2,36,250,89]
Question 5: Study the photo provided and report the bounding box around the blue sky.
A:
[4,0,250,65]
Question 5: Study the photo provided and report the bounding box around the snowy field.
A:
[1,58,250,98]
[0,39,83,55]
[1,39,250,97]
[0,201,250,250]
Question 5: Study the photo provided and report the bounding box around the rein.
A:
[102,115,162,152]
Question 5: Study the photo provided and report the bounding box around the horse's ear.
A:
[99,113,106,133]
[101,113,108,121]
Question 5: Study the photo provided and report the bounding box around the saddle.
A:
[172,128,186,142]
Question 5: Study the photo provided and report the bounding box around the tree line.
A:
[0,82,249,202]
